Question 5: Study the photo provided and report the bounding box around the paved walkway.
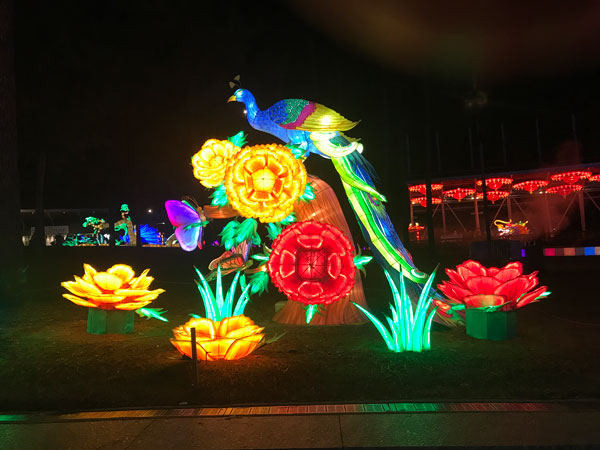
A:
[1,401,600,449]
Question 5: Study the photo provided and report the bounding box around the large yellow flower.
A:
[224,144,307,223]
[61,263,165,310]
[192,139,240,188]
[170,315,264,361]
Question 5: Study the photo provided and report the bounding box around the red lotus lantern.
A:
[444,188,475,202]
[512,180,549,194]
[550,171,591,184]
[411,196,442,207]
[476,177,513,190]
[485,190,510,203]
[436,260,549,316]
[408,183,443,195]
[545,184,583,197]
[267,221,355,306]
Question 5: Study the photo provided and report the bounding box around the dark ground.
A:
[1,244,599,412]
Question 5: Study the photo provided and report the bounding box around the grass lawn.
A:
[1,245,599,412]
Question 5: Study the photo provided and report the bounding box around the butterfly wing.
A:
[165,200,199,227]
[175,225,201,252]
[165,200,203,252]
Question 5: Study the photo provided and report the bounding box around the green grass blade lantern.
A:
[353,268,438,352]
[194,266,252,322]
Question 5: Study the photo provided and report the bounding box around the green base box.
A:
[87,308,135,334]
[465,308,517,340]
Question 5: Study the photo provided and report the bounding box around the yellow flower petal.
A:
[114,301,153,310]
[73,276,103,295]
[86,294,127,303]
[93,272,123,291]
[82,264,97,283]
[107,264,135,284]
[63,293,98,308]
[114,289,151,298]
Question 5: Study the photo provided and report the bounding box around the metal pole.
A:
[578,189,586,232]
[507,195,513,221]
[441,199,447,236]
[191,327,198,386]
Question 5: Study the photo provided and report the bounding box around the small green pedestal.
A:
[465,308,517,340]
[87,308,135,334]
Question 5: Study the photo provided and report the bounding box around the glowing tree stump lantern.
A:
[512,180,548,194]
[268,221,356,323]
[436,260,550,340]
[61,264,165,334]
[550,171,591,185]
[444,188,475,202]
[545,184,583,198]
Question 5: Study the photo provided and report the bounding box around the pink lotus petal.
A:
[516,286,548,308]
[465,276,501,295]
[494,277,531,304]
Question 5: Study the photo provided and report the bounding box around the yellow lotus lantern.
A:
[171,315,264,361]
[224,144,307,223]
[192,139,240,188]
[62,263,164,310]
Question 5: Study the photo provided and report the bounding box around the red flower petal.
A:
[465,276,501,295]
[494,267,522,283]
[515,286,548,308]
[460,260,487,276]
[494,277,531,304]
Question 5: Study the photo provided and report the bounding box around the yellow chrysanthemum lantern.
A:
[224,144,307,223]
[61,263,165,334]
[192,139,240,188]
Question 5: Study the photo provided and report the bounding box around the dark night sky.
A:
[14,0,600,222]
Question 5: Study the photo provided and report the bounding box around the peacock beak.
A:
[227,95,237,103]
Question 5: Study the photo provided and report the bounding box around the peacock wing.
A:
[268,99,359,132]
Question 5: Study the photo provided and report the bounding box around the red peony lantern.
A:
[550,171,591,184]
[512,180,548,194]
[589,174,600,182]
[444,188,475,202]
[267,221,355,306]
[485,190,510,203]
[545,184,583,197]
[436,260,549,317]
[408,183,443,195]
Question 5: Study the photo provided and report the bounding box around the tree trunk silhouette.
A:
[0,0,24,300]
[273,175,368,325]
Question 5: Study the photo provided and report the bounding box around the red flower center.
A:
[297,250,327,280]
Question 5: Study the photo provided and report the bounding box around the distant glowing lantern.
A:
[224,144,307,223]
[545,184,583,197]
[444,188,475,202]
[550,171,591,184]
[267,221,355,305]
[436,260,549,316]
[411,196,442,207]
[512,180,549,194]
[485,190,510,203]
[589,174,600,182]
[192,139,240,188]
[62,264,164,310]
[408,183,443,195]
[476,177,513,190]
[171,315,264,361]
[408,222,425,240]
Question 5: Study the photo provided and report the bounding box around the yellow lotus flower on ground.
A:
[192,139,240,188]
[224,144,307,222]
[62,264,165,310]
[171,315,264,361]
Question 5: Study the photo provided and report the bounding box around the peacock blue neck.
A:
[241,91,259,124]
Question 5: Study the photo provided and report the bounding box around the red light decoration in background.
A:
[550,171,591,184]
[512,180,548,194]
[545,184,583,197]
[408,183,443,195]
[476,177,513,190]
[485,190,510,203]
[589,174,600,182]
[444,188,475,202]
[410,197,442,207]
[267,221,355,306]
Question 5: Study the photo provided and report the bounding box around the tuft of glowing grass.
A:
[353,268,438,352]
[194,266,252,322]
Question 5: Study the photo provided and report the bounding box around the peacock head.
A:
[227,89,254,105]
